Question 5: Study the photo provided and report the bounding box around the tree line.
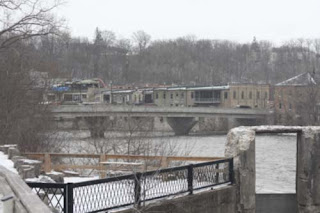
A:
[34,29,320,86]
[1,0,320,152]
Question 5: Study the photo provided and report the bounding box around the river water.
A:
[156,133,297,193]
[59,131,297,193]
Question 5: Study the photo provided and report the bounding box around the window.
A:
[289,103,292,110]
[257,91,260,99]
[175,104,178,107]
[72,94,80,102]
[241,91,244,99]
[191,92,194,99]
[181,93,184,98]
[163,93,166,99]
[176,93,179,97]
[171,93,173,99]
[104,94,110,102]
[82,94,87,99]
[224,92,228,99]
[249,91,252,99]
[233,91,236,99]
[156,93,158,99]
[279,102,282,109]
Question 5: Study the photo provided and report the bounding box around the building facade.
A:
[274,73,319,125]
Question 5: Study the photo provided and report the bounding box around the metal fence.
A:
[27,158,233,213]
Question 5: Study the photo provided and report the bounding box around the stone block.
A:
[46,171,64,183]
[14,158,28,169]
[8,147,20,159]
[62,170,80,177]
[0,144,17,154]
[18,165,36,179]
[11,156,26,164]
[21,159,42,177]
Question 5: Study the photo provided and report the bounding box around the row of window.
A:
[224,91,268,100]
[155,90,269,100]
[155,92,188,99]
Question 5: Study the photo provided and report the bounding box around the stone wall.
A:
[118,186,236,213]
[256,194,297,213]
[225,125,320,213]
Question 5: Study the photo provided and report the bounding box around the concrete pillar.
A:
[225,127,256,213]
[85,117,107,138]
[166,117,197,135]
[297,128,320,212]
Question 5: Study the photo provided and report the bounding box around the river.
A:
[58,131,297,193]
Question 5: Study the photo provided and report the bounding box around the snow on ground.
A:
[0,151,17,174]
[64,176,99,183]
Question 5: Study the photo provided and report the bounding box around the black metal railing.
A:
[27,158,233,213]
[26,182,69,212]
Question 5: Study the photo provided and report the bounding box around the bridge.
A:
[51,105,273,137]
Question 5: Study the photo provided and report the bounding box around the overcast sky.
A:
[57,0,320,44]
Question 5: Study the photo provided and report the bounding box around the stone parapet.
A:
[225,125,320,213]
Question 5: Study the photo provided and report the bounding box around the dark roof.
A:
[276,73,316,86]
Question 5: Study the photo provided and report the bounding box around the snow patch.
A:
[0,151,17,174]
[64,176,99,183]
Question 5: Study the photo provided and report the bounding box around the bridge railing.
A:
[27,158,234,213]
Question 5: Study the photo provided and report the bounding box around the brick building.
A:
[274,72,319,125]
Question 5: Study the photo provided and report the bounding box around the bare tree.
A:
[0,0,63,50]
[0,0,63,151]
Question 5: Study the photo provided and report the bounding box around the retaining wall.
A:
[256,194,297,213]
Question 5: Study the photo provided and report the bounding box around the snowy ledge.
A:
[239,125,320,133]
[0,164,51,213]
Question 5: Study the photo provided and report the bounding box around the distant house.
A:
[44,78,106,104]
[274,72,319,125]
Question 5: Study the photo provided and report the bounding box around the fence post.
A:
[160,156,169,168]
[187,164,193,195]
[67,183,74,213]
[44,153,52,173]
[99,154,106,178]
[134,173,142,208]
[228,158,234,184]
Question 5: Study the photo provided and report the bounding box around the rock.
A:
[18,165,36,179]
[0,144,17,154]
[8,147,20,159]
[62,170,80,177]
[11,156,26,164]
[38,175,56,183]
[21,159,42,177]
[46,171,65,183]
[14,159,28,169]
